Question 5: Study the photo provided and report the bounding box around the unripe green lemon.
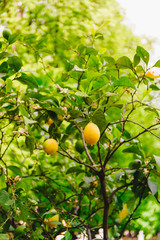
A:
[43,138,58,154]
[84,122,100,146]
[75,140,84,153]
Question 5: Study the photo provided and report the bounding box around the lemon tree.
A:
[0,6,160,240]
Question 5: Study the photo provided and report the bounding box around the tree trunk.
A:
[99,173,110,240]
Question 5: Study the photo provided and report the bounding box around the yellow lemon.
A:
[47,118,53,126]
[44,211,59,229]
[145,71,159,79]
[43,138,58,154]
[84,122,100,146]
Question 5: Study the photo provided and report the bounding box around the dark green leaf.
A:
[8,33,19,45]
[149,84,160,91]
[95,32,104,40]
[25,136,35,155]
[116,56,133,70]
[66,166,84,174]
[136,46,149,65]
[8,56,22,72]
[92,109,107,133]
[70,110,82,119]
[3,30,11,40]
[148,179,158,196]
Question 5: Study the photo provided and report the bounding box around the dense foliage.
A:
[0,1,160,240]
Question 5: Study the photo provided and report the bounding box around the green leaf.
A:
[75,91,88,97]
[16,178,32,193]
[8,165,22,177]
[31,227,43,240]
[16,73,38,88]
[6,78,12,92]
[88,55,99,70]
[8,33,19,45]
[18,202,29,221]
[25,136,35,155]
[136,46,150,65]
[8,56,22,72]
[153,59,160,68]
[133,54,140,67]
[148,179,158,196]
[14,225,25,237]
[153,155,160,170]
[92,109,107,133]
[0,234,9,240]
[0,171,7,190]
[113,76,136,90]
[123,146,144,158]
[23,116,37,125]
[85,47,98,55]
[64,231,72,240]
[113,127,121,139]
[149,84,160,91]
[116,56,133,70]
[19,103,29,118]
[70,110,82,119]
[105,56,115,66]
[0,190,9,205]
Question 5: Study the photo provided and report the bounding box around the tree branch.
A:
[109,181,133,203]
[74,122,97,169]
